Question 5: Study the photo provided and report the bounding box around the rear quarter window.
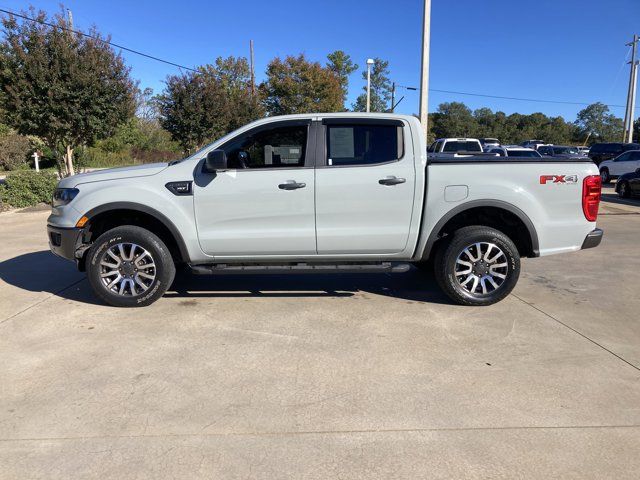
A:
[442,141,482,153]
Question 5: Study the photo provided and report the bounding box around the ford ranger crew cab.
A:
[47,113,603,307]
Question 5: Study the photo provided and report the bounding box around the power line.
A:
[1,6,637,111]
[0,7,199,73]
[427,88,634,110]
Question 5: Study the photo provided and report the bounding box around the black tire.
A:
[434,226,520,306]
[86,225,176,307]
[600,168,610,184]
[617,180,631,198]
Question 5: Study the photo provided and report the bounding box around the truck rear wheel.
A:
[86,225,176,307]
[434,226,520,306]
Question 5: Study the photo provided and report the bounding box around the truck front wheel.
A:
[86,225,176,307]
[434,226,520,306]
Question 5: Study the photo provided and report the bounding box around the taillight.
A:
[582,175,601,222]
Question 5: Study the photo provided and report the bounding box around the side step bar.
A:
[190,262,411,275]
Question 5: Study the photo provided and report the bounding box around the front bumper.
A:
[581,228,603,250]
[47,224,83,262]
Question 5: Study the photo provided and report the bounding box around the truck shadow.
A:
[166,268,452,304]
[0,251,453,306]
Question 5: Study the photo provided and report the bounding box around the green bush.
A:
[0,133,31,170]
[0,170,58,208]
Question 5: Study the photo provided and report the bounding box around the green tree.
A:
[158,56,262,154]
[352,58,392,112]
[538,116,576,145]
[473,107,496,138]
[575,102,624,143]
[431,102,477,138]
[0,132,30,170]
[260,54,343,115]
[0,7,137,175]
[326,50,358,109]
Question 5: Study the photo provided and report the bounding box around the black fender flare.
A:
[82,202,190,262]
[420,199,540,260]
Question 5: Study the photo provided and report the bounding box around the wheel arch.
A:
[81,202,190,264]
[421,200,539,261]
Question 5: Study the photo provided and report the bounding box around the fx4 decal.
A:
[539,174,578,185]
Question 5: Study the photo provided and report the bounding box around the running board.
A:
[190,262,411,275]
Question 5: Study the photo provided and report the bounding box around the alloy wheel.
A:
[99,243,156,296]
[619,182,627,196]
[454,242,508,296]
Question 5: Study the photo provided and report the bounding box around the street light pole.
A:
[366,58,374,113]
[419,0,431,137]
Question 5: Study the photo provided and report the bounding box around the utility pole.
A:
[419,0,431,138]
[390,84,417,113]
[249,40,256,96]
[366,58,374,112]
[630,60,638,143]
[623,34,638,142]
[391,82,395,113]
[66,7,75,176]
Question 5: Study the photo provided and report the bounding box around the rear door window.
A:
[326,124,403,166]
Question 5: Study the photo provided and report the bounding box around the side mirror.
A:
[635,167,640,174]
[204,149,227,173]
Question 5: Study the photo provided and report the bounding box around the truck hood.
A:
[58,162,169,188]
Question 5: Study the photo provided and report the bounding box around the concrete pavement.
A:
[0,201,639,479]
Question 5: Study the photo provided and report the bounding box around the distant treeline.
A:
[427,101,635,145]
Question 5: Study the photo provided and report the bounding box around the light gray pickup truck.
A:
[47,113,603,307]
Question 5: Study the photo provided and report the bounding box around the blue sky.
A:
[2,0,639,120]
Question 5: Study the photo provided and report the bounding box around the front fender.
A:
[49,176,204,263]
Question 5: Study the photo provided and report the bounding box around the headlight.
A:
[52,188,79,207]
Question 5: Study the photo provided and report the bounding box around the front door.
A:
[194,120,316,257]
[315,119,416,255]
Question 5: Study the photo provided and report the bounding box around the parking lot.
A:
[1,188,639,479]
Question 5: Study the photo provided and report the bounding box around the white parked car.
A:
[598,150,640,184]
[576,146,590,155]
[486,146,542,158]
[427,138,484,158]
[520,140,546,150]
[480,138,500,151]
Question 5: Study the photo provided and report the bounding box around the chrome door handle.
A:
[278,180,306,190]
[378,176,406,186]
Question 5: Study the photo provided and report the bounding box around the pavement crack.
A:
[0,278,86,325]
[512,294,640,373]
[1,424,640,443]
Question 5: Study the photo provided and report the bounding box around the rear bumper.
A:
[581,228,603,250]
[47,224,83,262]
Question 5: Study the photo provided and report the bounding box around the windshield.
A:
[553,146,579,155]
[507,150,541,158]
[443,141,482,152]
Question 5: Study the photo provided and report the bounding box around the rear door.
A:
[314,119,416,255]
[193,120,317,257]
[610,152,633,176]
[631,151,640,172]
